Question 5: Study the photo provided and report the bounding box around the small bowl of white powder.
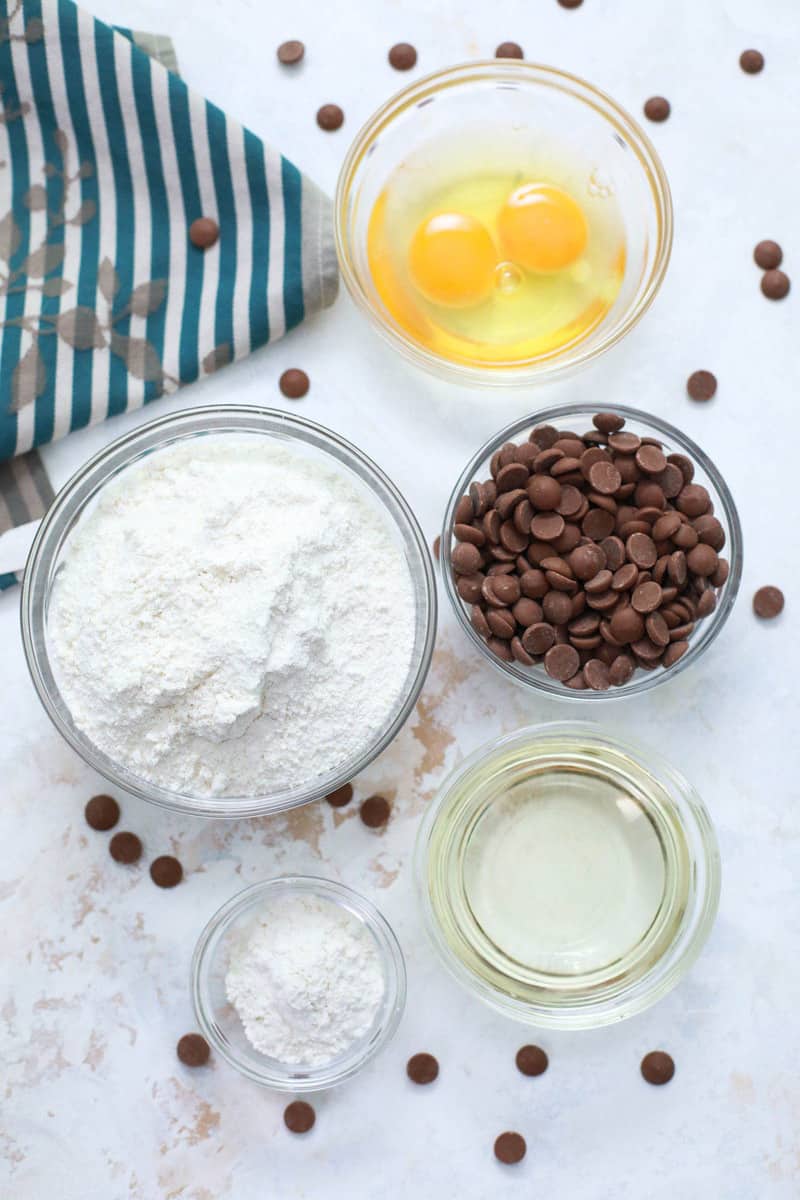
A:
[22,405,436,817]
[191,876,407,1090]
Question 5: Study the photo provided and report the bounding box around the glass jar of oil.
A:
[415,724,719,1028]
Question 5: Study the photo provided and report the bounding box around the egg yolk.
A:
[408,212,497,307]
[498,183,588,274]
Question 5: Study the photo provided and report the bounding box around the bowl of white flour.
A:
[191,875,407,1090]
[22,406,437,817]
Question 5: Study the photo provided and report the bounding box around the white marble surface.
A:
[2,1,799,1196]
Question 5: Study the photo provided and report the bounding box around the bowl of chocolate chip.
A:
[442,404,742,696]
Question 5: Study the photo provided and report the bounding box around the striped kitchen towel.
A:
[0,0,337,458]
[0,0,338,591]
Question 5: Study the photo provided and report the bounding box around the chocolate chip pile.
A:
[450,412,730,690]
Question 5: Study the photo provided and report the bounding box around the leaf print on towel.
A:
[202,343,232,374]
[55,308,107,350]
[109,333,163,382]
[9,342,46,412]
[0,114,171,411]
[0,211,21,261]
[0,2,44,46]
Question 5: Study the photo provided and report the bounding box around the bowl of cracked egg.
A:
[335,62,673,384]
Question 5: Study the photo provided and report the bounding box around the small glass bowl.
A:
[416,723,721,1029]
[335,61,672,386]
[441,402,742,700]
[21,405,437,818]
[191,876,407,1090]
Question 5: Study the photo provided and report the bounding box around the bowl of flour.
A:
[191,876,407,1090]
[22,406,437,817]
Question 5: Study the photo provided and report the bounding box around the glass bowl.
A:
[192,876,407,1090]
[441,402,742,700]
[21,405,437,818]
[335,61,672,386]
[416,723,721,1030]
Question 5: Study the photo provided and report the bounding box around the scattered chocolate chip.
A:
[407,1052,439,1084]
[284,1100,315,1133]
[494,1132,526,1164]
[109,832,142,864]
[754,240,782,270]
[360,795,391,828]
[277,39,304,66]
[557,0,583,6]
[189,218,219,250]
[326,783,353,808]
[177,1033,210,1067]
[316,104,344,132]
[150,856,183,888]
[753,585,784,619]
[739,49,764,74]
[85,794,120,831]
[495,41,524,58]
[433,536,441,561]
[641,1050,675,1085]
[388,42,417,70]
[761,269,790,300]
[644,96,670,123]
[687,370,717,402]
[515,1044,548,1076]
[279,368,309,399]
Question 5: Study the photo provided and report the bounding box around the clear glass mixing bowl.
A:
[21,406,437,818]
[336,61,673,386]
[441,403,742,700]
[416,723,721,1029]
[192,876,407,1090]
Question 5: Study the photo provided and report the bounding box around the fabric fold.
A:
[0,0,338,464]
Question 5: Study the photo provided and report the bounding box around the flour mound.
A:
[47,436,416,797]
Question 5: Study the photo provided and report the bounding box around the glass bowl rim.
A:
[20,404,437,818]
[191,875,408,1090]
[440,401,743,700]
[334,59,674,386]
[414,720,721,1029]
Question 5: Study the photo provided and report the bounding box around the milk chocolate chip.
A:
[85,794,120,831]
[177,1033,210,1067]
[515,1044,548,1076]
[641,1050,675,1085]
[494,1132,526,1164]
[109,832,142,864]
[284,1101,315,1133]
[407,1052,439,1084]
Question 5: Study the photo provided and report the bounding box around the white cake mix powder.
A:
[225,893,386,1065]
[47,435,417,797]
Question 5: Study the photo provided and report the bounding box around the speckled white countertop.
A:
[2,1,799,1196]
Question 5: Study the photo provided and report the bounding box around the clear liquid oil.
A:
[424,733,692,1006]
[367,131,625,368]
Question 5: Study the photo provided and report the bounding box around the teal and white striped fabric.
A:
[0,0,338,463]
